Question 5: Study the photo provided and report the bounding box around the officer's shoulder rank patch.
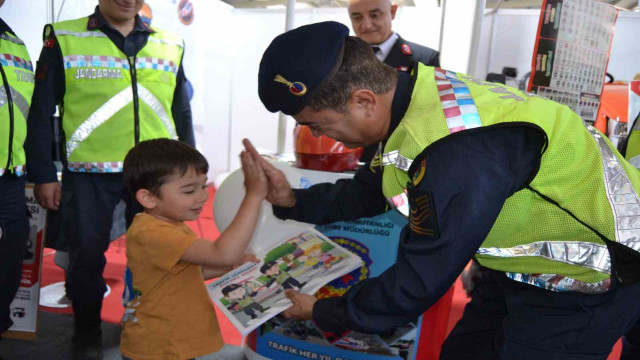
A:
[412,157,426,185]
[408,190,438,239]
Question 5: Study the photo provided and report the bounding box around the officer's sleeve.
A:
[25,25,65,184]
[272,161,387,225]
[171,51,195,146]
[429,51,441,68]
[312,125,546,334]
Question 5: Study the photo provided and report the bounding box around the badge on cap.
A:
[401,44,412,55]
[274,74,307,96]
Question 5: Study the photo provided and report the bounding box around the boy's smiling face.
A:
[144,167,209,222]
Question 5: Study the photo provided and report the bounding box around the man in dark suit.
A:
[348,0,440,162]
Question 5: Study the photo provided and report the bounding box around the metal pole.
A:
[50,0,55,23]
[276,0,297,155]
[437,0,447,56]
[466,0,486,77]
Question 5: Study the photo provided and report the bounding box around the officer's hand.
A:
[34,182,61,210]
[242,138,296,208]
[283,290,316,320]
[240,150,268,201]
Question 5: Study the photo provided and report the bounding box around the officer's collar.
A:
[0,18,16,37]
[387,68,415,137]
[88,6,154,34]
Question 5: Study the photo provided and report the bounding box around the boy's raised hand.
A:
[240,150,268,201]
[242,138,296,208]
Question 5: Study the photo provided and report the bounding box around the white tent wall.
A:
[1,0,53,60]
[474,9,640,86]
[1,0,485,180]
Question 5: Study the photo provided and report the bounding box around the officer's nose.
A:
[361,16,374,29]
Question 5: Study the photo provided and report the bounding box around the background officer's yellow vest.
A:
[0,30,33,177]
[382,64,640,293]
[53,17,184,172]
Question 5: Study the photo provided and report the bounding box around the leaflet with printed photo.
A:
[207,228,363,335]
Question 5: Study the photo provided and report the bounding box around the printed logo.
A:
[401,43,412,55]
[412,158,426,185]
[316,237,371,299]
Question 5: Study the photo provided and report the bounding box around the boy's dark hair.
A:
[123,138,208,196]
[222,283,242,296]
[260,261,278,274]
[306,36,398,113]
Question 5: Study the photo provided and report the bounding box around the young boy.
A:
[120,139,266,360]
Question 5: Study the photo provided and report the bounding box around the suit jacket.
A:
[383,34,440,72]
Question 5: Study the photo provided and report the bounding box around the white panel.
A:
[0,0,52,59]
[440,0,477,74]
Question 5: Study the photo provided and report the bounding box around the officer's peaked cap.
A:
[258,21,349,116]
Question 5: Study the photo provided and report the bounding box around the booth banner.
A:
[6,185,46,338]
[252,211,421,360]
[528,0,618,124]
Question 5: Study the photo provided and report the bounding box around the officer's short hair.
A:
[307,36,397,113]
[123,138,208,196]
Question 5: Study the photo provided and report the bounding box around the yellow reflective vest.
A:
[381,64,640,293]
[0,30,33,177]
[52,17,183,172]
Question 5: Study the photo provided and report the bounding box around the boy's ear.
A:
[136,189,157,209]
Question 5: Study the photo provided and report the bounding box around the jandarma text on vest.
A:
[74,68,122,80]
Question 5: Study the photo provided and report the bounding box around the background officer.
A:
[347,0,439,162]
[26,0,194,348]
[247,21,640,359]
[0,0,34,337]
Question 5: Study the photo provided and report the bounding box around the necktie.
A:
[371,46,381,54]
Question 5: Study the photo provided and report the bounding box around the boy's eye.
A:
[183,190,195,194]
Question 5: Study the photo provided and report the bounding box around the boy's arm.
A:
[201,265,232,280]
[182,151,267,267]
[200,254,259,279]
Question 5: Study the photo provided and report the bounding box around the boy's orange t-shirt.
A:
[120,212,224,360]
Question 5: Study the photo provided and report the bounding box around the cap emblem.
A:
[274,74,307,96]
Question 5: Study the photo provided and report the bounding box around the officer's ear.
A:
[350,89,377,115]
[390,3,398,19]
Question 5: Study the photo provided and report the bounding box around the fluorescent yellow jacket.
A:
[381,64,640,293]
[0,30,33,176]
[53,17,183,172]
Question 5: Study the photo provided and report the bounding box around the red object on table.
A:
[294,125,362,172]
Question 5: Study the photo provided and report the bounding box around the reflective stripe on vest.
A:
[479,125,640,290]
[380,66,640,293]
[0,32,33,177]
[0,85,29,177]
[53,18,182,170]
[0,33,25,45]
[65,83,178,158]
[382,68,483,217]
[0,85,30,121]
